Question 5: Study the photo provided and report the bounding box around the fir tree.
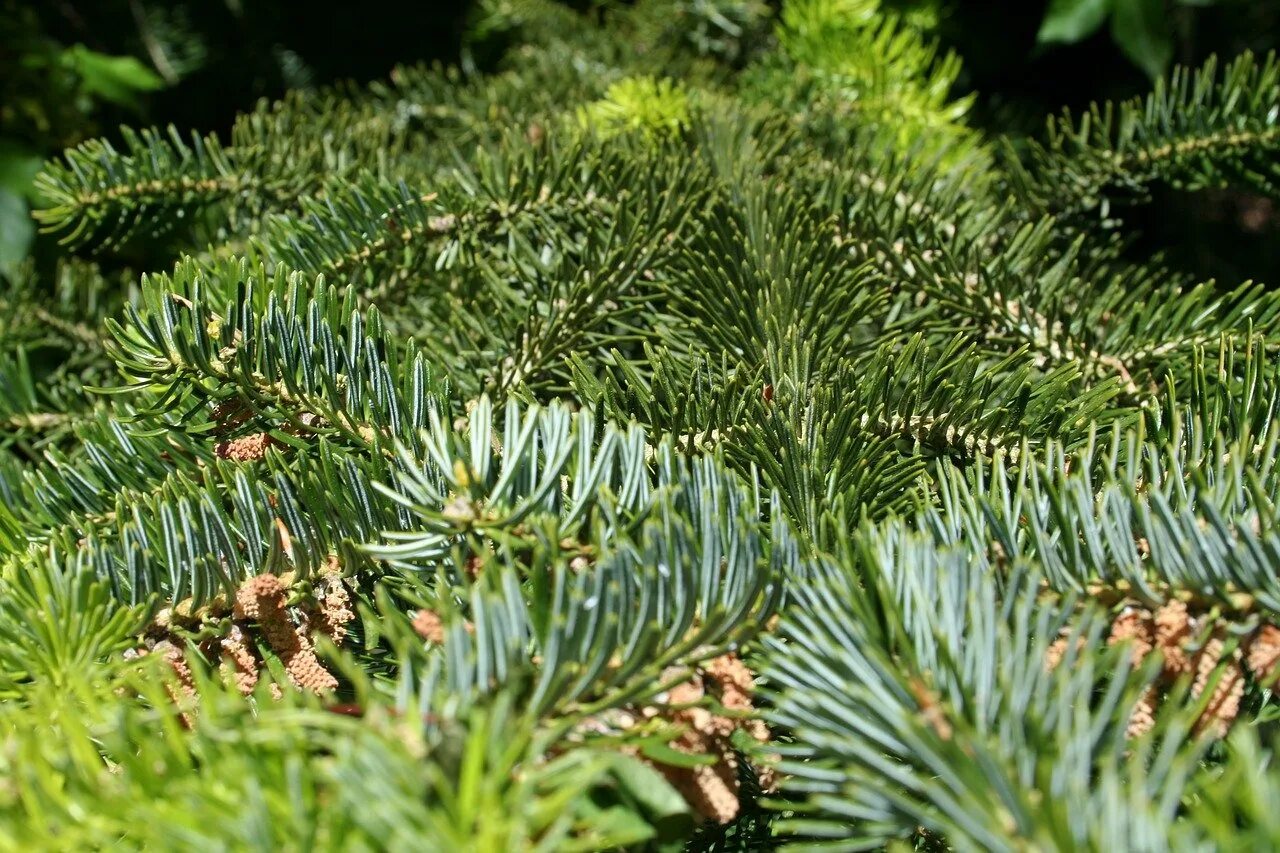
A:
[4,0,1280,848]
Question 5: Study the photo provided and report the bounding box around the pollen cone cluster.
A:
[234,573,339,693]
[1049,600,1280,738]
[144,568,355,707]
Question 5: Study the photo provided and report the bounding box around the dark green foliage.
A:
[6,0,1280,849]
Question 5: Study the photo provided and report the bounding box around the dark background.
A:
[4,0,474,139]
[14,1,1279,136]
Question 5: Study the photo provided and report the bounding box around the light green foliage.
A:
[579,77,693,140]
[7,0,1280,848]
[758,0,989,174]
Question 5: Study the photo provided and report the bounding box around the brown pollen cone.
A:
[315,571,355,646]
[647,653,775,825]
[1152,601,1194,676]
[215,432,275,462]
[153,640,197,727]
[1246,625,1280,683]
[1191,637,1246,738]
[412,609,446,644]
[234,573,338,693]
[220,624,261,695]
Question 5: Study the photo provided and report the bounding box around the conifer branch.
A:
[1014,52,1280,222]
